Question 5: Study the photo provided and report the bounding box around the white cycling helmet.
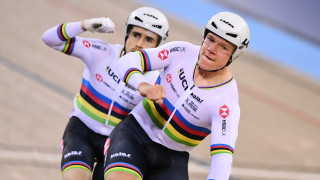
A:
[204,12,250,61]
[125,7,169,43]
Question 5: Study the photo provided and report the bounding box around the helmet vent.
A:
[211,21,218,29]
[226,33,238,38]
[134,16,143,23]
[241,38,249,48]
[152,25,162,29]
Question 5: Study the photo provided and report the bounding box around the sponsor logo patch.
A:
[110,152,132,159]
[170,46,186,53]
[64,151,82,159]
[219,105,229,119]
[158,49,169,60]
[82,40,91,48]
[166,74,172,83]
[96,73,103,82]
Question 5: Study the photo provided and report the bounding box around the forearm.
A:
[42,16,114,46]
[208,155,233,180]
[42,21,83,46]
[112,52,146,89]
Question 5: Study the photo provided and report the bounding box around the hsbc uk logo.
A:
[170,46,186,53]
[166,74,172,83]
[219,105,229,136]
[96,73,103,82]
[83,40,91,48]
[158,49,169,60]
[219,105,229,118]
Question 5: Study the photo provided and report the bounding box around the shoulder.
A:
[81,38,123,53]
[77,38,122,48]
[162,41,199,48]
[155,41,199,55]
[216,78,239,103]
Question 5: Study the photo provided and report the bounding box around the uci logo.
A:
[178,68,188,91]
[106,66,120,83]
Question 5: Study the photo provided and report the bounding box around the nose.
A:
[207,43,217,53]
[136,38,144,49]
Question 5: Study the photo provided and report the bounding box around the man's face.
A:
[198,32,236,71]
[125,26,159,53]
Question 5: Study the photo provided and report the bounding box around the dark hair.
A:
[125,25,161,47]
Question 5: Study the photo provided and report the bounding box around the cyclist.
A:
[103,12,250,180]
[42,7,169,180]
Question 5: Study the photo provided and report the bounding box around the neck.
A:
[194,66,232,86]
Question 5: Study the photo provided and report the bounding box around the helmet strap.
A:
[123,36,128,55]
[196,61,227,72]
[196,52,233,73]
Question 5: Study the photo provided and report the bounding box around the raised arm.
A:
[41,17,114,56]
[113,41,186,89]
[112,42,183,104]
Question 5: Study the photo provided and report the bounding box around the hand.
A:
[138,82,166,104]
[82,17,115,33]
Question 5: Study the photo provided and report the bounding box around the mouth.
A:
[204,53,214,61]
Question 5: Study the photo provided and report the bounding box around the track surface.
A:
[1,0,320,179]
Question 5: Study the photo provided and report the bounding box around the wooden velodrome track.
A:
[1,0,320,179]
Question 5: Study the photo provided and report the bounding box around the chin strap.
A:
[196,58,232,72]
[196,62,226,72]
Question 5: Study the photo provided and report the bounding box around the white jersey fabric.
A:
[112,41,241,180]
[42,22,159,136]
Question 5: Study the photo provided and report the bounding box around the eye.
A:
[132,32,141,38]
[146,37,154,43]
[221,45,227,50]
[208,37,215,43]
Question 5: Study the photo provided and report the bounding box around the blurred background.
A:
[0,0,319,179]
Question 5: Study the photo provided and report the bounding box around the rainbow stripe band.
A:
[104,162,143,180]
[123,68,143,84]
[61,161,92,175]
[57,23,69,41]
[210,144,234,156]
[192,64,234,89]
[142,97,211,147]
[76,78,130,126]
[62,37,76,55]
[137,49,151,72]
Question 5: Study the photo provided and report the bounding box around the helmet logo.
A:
[158,49,169,60]
[143,13,158,20]
[220,19,234,28]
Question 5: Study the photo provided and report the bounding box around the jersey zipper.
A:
[105,81,125,125]
[160,84,196,133]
